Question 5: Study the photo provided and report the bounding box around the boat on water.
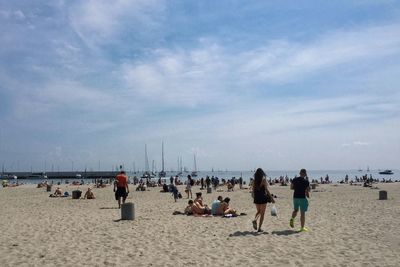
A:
[142,144,155,178]
[176,156,183,176]
[379,170,393,175]
[141,172,155,179]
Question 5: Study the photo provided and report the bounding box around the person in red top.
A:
[114,171,129,208]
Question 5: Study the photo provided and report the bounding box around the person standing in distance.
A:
[290,168,310,232]
[114,170,129,208]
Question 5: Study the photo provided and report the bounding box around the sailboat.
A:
[158,142,166,178]
[191,154,198,177]
[142,144,154,178]
[177,156,183,176]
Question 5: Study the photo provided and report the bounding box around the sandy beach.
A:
[0,182,399,267]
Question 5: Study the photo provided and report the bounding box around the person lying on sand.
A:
[84,188,95,199]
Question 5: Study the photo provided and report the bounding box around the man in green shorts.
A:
[290,168,310,232]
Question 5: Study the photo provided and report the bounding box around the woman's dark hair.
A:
[223,197,230,203]
[254,168,266,190]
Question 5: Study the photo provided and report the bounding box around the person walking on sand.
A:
[252,168,274,232]
[114,171,129,208]
[290,168,310,232]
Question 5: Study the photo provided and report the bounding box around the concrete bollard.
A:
[121,202,135,220]
[207,187,212,194]
[379,190,387,200]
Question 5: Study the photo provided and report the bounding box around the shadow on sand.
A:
[100,207,120,210]
[229,231,268,237]
[271,230,298,236]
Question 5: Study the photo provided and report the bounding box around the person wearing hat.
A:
[290,168,310,232]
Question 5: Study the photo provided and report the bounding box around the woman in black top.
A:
[252,168,275,232]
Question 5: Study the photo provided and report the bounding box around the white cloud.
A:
[120,22,400,108]
[353,141,371,146]
[13,10,25,20]
[342,141,372,147]
[122,45,227,106]
[239,23,400,83]
[68,0,165,47]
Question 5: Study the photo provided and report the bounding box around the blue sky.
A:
[0,0,399,172]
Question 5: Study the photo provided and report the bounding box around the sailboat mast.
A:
[145,144,150,172]
[161,142,165,172]
[193,154,197,172]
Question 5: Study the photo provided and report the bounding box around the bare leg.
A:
[254,211,260,221]
[258,204,267,231]
[254,204,262,220]
[292,209,298,219]
[300,211,306,228]
[118,198,121,209]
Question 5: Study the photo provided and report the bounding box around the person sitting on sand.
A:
[54,187,63,197]
[194,192,211,213]
[217,197,237,216]
[211,196,223,215]
[187,200,209,216]
[84,188,95,199]
[184,200,194,215]
[136,183,144,191]
[194,192,206,206]
[227,181,234,191]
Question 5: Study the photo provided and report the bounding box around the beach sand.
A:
[0,182,399,267]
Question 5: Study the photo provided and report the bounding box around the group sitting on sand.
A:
[182,192,238,217]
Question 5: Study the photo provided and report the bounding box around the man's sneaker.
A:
[299,227,309,232]
[289,218,294,228]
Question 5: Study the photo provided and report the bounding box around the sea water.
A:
[5,169,398,184]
